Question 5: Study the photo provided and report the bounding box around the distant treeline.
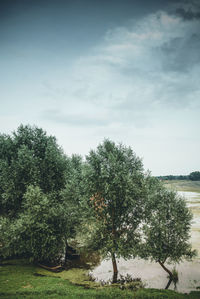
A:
[157,171,200,181]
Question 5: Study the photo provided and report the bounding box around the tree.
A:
[84,139,146,282]
[0,125,80,263]
[0,186,66,262]
[189,171,200,181]
[0,124,68,217]
[60,154,86,263]
[141,178,196,289]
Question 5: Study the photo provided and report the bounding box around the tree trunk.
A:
[111,252,118,283]
[158,261,173,290]
[64,242,68,264]
[165,277,173,290]
[111,207,118,283]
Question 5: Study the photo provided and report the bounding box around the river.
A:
[90,191,200,293]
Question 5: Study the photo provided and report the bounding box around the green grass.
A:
[1,260,200,298]
[163,180,200,193]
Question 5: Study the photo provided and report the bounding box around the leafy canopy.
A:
[83,139,147,259]
[0,124,67,217]
[0,125,82,262]
[141,177,196,264]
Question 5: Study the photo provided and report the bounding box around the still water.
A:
[91,191,200,293]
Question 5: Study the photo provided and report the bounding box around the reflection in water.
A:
[91,191,200,293]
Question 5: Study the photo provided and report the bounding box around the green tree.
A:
[0,124,67,217]
[189,171,200,181]
[0,186,73,262]
[60,154,86,262]
[84,139,146,282]
[141,178,196,289]
[0,125,80,263]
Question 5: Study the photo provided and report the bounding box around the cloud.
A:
[160,33,200,72]
[42,2,200,130]
[176,7,200,20]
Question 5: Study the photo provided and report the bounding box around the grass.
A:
[163,180,200,193]
[1,259,200,298]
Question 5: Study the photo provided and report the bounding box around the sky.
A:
[0,0,200,175]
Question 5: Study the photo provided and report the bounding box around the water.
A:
[178,192,200,256]
[91,191,200,293]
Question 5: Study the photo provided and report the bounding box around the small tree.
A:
[141,178,196,289]
[84,139,146,282]
[189,171,200,181]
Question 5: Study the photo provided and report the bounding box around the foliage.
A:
[141,177,196,286]
[83,139,147,281]
[0,125,198,291]
[157,171,200,181]
[157,175,189,180]
[0,125,82,262]
[0,186,74,262]
[0,125,68,217]
[169,268,179,289]
[189,171,200,181]
[60,154,85,240]
[99,274,145,291]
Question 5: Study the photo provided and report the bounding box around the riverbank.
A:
[163,180,200,193]
[164,180,200,258]
[0,259,200,298]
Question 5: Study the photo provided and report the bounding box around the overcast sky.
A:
[0,0,200,175]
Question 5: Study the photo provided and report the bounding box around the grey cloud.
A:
[159,34,200,72]
[175,7,200,20]
[41,5,200,131]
